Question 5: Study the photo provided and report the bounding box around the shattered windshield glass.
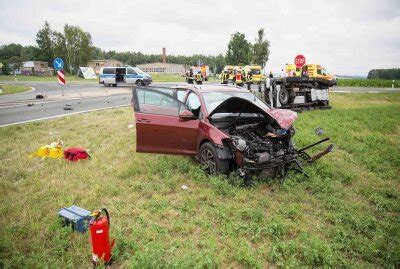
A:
[202,91,270,114]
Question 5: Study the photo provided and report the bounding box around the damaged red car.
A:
[131,85,332,182]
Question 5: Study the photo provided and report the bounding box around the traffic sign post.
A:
[57,70,66,96]
[53,58,64,71]
[54,58,66,96]
[294,54,306,68]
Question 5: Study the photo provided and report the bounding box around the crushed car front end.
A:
[205,94,333,179]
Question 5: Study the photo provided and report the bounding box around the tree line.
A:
[367,69,400,80]
[0,21,270,75]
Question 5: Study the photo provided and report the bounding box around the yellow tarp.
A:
[30,140,64,159]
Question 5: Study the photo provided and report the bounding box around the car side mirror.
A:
[179,109,195,120]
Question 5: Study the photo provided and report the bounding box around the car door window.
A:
[135,88,186,116]
[103,68,115,74]
[186,92,202,118]
[177,89,188,102]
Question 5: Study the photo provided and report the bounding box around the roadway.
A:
[0,80,399,127]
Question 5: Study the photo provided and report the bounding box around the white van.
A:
[99,66,152,87]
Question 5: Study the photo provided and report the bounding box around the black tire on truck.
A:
[198,142,230,175]
[136,80,144,86]
[278,88,289,105]
[279,88,295,105]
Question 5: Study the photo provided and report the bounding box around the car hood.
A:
[207,97,297,129]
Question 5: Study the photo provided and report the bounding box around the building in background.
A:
[137,48,187,74]
[89,59,124,74]
[137,62,187,74]
[21,61,52,76]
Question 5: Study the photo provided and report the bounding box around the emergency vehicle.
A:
[243,65,263,86]
[99,66,152,87]
[263,66,337,110]
[285,64,337,84]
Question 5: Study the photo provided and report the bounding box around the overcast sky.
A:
[0,0,399,75]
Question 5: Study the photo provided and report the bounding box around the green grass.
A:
[0,84,32,95]
[151,73,185,82]
[0,75,97,82]
[337,78,400,88]
[0,93,399,267]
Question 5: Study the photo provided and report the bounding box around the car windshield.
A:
[133,67,145,74]
[201,91,270,114]
[250,69,261,75]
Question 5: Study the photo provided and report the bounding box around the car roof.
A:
[172,84,251,94]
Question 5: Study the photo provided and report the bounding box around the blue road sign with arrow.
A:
[53,58,64,71]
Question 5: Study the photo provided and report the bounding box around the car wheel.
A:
[198,142,230,175]
[136,80,144,86]
[278,88,290,105]
[104,83,109,87]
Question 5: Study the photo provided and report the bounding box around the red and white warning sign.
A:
[57,70,66,85]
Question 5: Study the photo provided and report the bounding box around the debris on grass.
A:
[64,147,90,161]
[29,140,64,159]
[58,205,92,233]
[315,127,325,136]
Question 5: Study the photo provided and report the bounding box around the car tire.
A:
[104,83,109,87]
[136,80,144,86]
[198,142,230,175]
[278,88,290,105]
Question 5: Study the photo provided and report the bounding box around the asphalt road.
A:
[0,81,180,127]
[0,80,399,127]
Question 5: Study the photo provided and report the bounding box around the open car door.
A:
[131,87,200,155]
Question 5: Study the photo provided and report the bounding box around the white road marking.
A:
[368,91,379,93]
[0,104,130,128]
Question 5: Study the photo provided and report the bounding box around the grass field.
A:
[0,93,399,267]
[337,78,399,88]
[0,84,32,95]
[0,75,97,82]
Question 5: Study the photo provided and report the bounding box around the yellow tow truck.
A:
[263,64,336,110]
[285,64,337,84]
[243,65,263,85]
[242,65,264,90]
